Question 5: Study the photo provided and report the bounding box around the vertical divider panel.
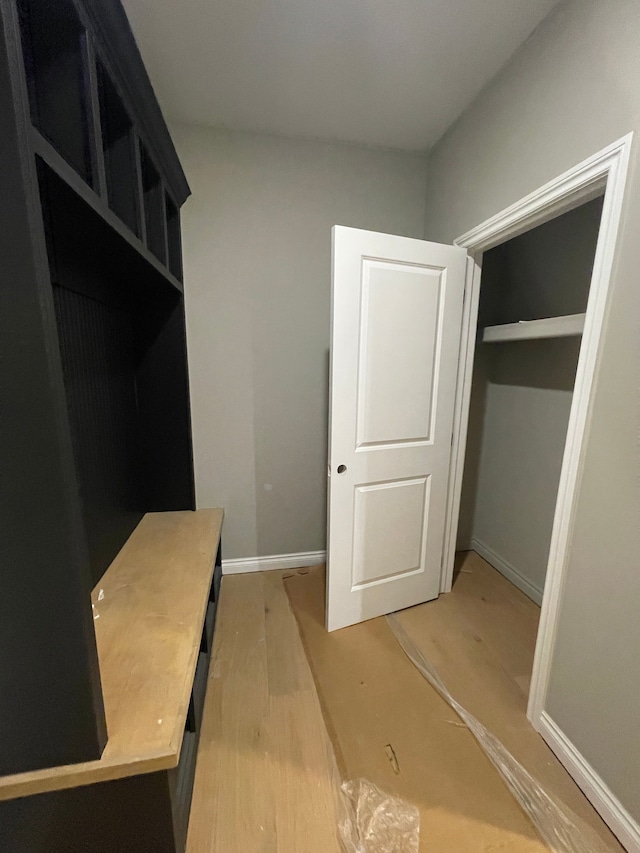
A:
[164,190,182,281]
[133,134,147,245]
[81,33,107,198]
[140,142,167,265]
[160,180,170,268]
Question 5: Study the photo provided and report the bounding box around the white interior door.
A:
[327,226,467,631]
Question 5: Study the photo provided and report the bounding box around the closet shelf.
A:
[482,313,586,343]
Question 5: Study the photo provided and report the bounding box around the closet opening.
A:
[440,131,636,744]
[437,136,632,757]
[456,194,604,617]
[440,193,607,745]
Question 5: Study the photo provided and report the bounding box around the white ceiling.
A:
[122,0,560,152]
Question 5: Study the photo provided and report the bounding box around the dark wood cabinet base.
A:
[0,521,223,852]
[0,765,197,853]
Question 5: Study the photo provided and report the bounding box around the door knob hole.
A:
[337,464,347,474]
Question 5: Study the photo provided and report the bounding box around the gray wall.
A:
[460,201,601,603]
[466,339,580,602]
[424,0,640,821]
[172,124,428,559]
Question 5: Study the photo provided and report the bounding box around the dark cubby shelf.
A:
[97,61,140,236]
[140,142,167,264]
[165,192,183,282]
[18,0,186,286]
[32,126,183,294]
[17,0,93,183]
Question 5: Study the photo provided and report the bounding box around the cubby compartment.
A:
[97,62,140,235]
[17,0,93,182]
[38,161,194,585]
[165,192,183,281]
[140,143,167,264]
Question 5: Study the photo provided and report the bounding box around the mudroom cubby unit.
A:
[0,0,201,839]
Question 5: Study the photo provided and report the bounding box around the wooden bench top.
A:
[0,508,223,801]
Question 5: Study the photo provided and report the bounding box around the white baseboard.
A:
[222,550,326,575]
[470,538,543,605]
[538,711,640,852]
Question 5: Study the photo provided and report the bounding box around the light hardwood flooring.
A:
[185,570,343,853]
[186,553,624,852]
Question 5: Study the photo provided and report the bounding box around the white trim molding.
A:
[470,539,543,606]
[441,133,634,845]
[441,255,479,593]
[538,712,640,852]
[222,550,326,575]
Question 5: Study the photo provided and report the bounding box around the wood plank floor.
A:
[185,571,343,853]
[186,554,625,852]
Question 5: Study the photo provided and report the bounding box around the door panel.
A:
[357,260,442,447]
[327,226,467,631]
[352,477,429,588]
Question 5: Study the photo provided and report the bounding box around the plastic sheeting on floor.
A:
[387,613,606,853]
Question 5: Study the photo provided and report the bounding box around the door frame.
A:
[441,133,633,727]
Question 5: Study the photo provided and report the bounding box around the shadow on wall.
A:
[489,337,580,392]
[457,337,581,552]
